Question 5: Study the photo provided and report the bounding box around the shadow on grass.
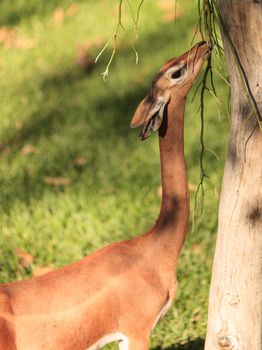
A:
[0,17,206,213]
[0,43,146,206]
[0,60,148,212]
[153,338,204,350]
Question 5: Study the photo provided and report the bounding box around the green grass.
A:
[0,1,230,349]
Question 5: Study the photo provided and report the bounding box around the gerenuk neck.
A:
[152,96,189,257]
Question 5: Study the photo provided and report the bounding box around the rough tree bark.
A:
[205,1,262,349]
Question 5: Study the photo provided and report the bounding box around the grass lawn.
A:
[0,1,230,348]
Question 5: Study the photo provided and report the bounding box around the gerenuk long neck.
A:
[152,96,189,257]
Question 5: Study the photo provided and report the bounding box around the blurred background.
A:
[0,0,230,349]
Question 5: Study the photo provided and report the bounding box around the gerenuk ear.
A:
[130,92,170,140]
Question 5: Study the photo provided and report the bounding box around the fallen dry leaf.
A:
[15,37,37,49]
[15,248,34,268]
[75,48,95,71]
[66,4,78,17]
[159,0,173,11]
[192,314,201,322]
[191,243,203,255]
[53,4,78,25]
[192,306,201,314]
[159,0,183,23]
[73,156,88,168]
[53,7,65,24]
[33,266,54,277]
[0,27,37,49]
[0,27,17,47]
[192,307,202,322]
[77,37,103,52]
[43,176,71,186]
[75,38,103,70]
[162,12,176,23]
[20,145,38,155]
[15,121,23,130]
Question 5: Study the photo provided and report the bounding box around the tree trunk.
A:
[205,1,262,349]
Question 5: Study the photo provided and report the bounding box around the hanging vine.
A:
[95,0,144,81]
[192,0,227,224]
